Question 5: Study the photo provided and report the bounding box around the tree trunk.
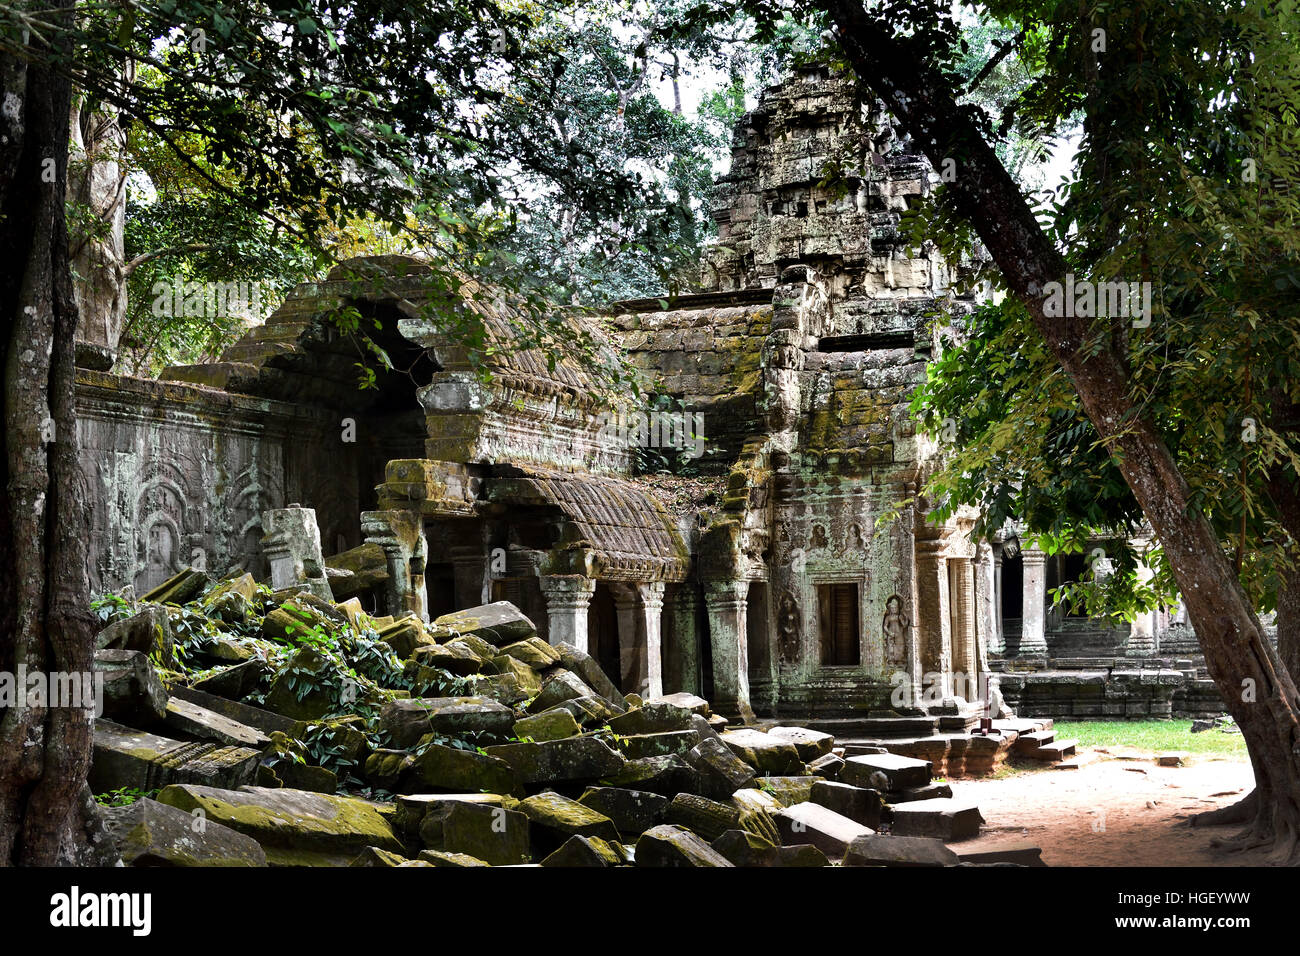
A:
[0,3,107,865]
[821,0,1300,859]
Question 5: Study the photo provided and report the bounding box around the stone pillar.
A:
[914,537,952,698]
[261,504,333,601]
[450,544,491,609]
[705,580,752,721]
[640,582,666,700]
[612,585,644,695]
[976,543,1003,655]
[361,510,428,622]
[539,575,596,654]
[950,556,976,692]
[670,587,701,695]
[1019,546,1048,657]
[1126,548,1158,657]
[994,545,1005,653]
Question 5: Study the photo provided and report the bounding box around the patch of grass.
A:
[1053,719,1248,758]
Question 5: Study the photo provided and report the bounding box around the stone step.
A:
[1013,730,1056,753]
[1029,739,1077,762]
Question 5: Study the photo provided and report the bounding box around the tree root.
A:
[1189,789,1258,828]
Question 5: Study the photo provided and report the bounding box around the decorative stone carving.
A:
[777,590,802,666]
[882,594,909,669]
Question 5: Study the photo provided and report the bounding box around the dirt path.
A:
[947,750,1275,866]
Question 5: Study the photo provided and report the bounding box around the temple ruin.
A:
[74,64,1225,734]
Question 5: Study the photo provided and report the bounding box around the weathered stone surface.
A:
[95,648,168,727]
[529,670,597,713]
[731,787,785,815]
[168,684,305,737]
[841,753,931,791]
[380,696,516,748]
[513,708,582,742]
[417,848,490,866]
[720,729,804,774]
[775,802,873,858]
[889,798,983,841]
[519,791,620,854]
[809,753,844,779]
[577,786,668,837]
[758,775,820,806]
[447,632,499,660]
[157,784,403,866]
[811,780,884,829]
[540,834,623,867]
[434,601,537,646]
[554,695,620,726]
[142,568,210,605]
[97,606,175,667]
[607,702,696,735]
[92,720,260,793]
[767,726,835,761]
[956,842,1046,866]
[348,846,410,867]
[398,741,518,794]
[377,616,433,660]
[614,730,699,760]
[393,792,511,838]
[104,797,267,867]
[497,637,560,670]
[201,573,259,624]
[552,642,628,712]
[419,800,530,866]
[262,647,335,720]
[711,829,830,867]
[189,658,271,701]
[654,692,710,715]
[602,755,699,796]
[486,737,625,784]
[664,793,743,842]
[887,782,953,803]
[684,735,755,799]
[490,656,542,696]
[636,824,734,867]
[164,697,269,748]
[326,542,390,602]
[843,833,959,867]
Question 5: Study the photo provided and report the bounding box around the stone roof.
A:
[488,465,690,583]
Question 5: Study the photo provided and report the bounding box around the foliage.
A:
[93,786,159,808]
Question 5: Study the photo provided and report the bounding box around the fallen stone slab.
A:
[600,754,698,796]
[490,657,543,697]
[608,701,696,735]
[731,787,785,815]
[393,792,512,838]
[842,833,959,867]
[91,720,260,793]
[664,793,743,842]
[841,753,931,791]
[398,741,518,795]
[886,782,953,803]
[95,649,168,727]
[497,637,560,670]
[518,791,620,854]
[434,602,537,646]
[541,835,624,867]
[711,829,830,867]
[348,846,410,867]
[889,798,983,841]
[552,643,628,713]
[554,695,621,726]
[1156,751,1190,767]
[577,787,668,837]
[775,802,873,858]
[529,670,598,713]
[411,642,484,676]
[142,567,210,605]
[380,696,516,747]
[809,753,844,779]
[513,708,582,742]
[417,849,490,867]
[720,729,805,774]
[614,730,699,760]
[191,658,272,702]
[684,736,755,799]
[164,697,269,749]
[955,842,1046,867]
[636,824,734,867]
[767,726,835,761]
[486,737,625,785]
[652,692,710,715]
[419,800,530,866]
[96,606,175,668]
[157,784,403,866]
[811,780,884,829]
[104,797,267,867]
[168,684,306,738]
[759,776,821,807]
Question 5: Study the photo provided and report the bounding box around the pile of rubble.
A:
[89,570,1034,867]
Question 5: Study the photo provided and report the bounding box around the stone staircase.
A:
[1010,723,1077,764]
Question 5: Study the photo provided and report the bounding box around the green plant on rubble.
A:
[89,591,134,626]
[94,787,158,808]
